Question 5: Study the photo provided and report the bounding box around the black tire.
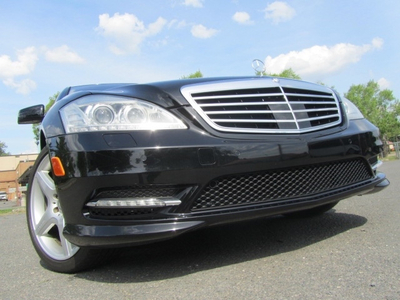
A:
[283,201,339,218]
[27,148,108,273]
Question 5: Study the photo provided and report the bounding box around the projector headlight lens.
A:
[60,95,187,133]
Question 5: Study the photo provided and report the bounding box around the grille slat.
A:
[206,111,279,115]
[285,94,335,99]
[296,114,340,122]
[199,101,284,107]
[213,119,292,123]
[191,159,373,211]
[181,80,342,134]
[195,93,284,100]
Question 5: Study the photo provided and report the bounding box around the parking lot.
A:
[0,200,19,210]
[0,160,399,300]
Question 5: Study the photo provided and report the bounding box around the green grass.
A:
[382,153,398,162]
[0,209,14,215]
[0,208,25,215]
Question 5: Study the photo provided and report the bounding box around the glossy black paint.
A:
[17,104,45,124]
[63,173,386,247]
[44,116,386,247]
[23,77,389,248]
[48,118,381,177]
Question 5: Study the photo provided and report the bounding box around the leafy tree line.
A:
[32,92,59,145]
[345,81,400,141]
[181,70,203,79]
[257,67,301,80]
[0,141,9,156]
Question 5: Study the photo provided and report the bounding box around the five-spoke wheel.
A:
[27,148,107,273]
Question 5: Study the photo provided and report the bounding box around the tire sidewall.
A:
[26,148,90,273]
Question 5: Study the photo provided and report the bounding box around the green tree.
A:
[345,80,400,140]
[270,68,301,80]
[32,92,59,145]
[257,68,301,80]
[0,141,10,156]
[181,70,203,79]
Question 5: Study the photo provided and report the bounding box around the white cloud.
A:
[265,38,384,78]
[232,12,254,25]
[97,13,167,54]
[0,45,84,95]
[0,47,38,79]
[264,1,296,24]
[378,77,390,90]
[168,19,187,29]
[371,37,384,49]
[3,78,36,95]
[0,47,38,94]
[44,45,85,64]
[191,24,218,39]
[183,0,204,8]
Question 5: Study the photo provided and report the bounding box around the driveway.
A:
[1,160,399,299]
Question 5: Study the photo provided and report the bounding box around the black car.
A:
[18,76,389,273]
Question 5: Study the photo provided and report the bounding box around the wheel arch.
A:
[39,130,47,150]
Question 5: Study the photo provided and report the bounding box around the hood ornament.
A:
[252,59,265,76]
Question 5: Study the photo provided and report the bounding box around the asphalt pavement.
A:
[0,200,19,210]
[0,160,399,300]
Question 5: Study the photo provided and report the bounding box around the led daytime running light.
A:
[86,198,181,208]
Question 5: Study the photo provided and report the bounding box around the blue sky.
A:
[1,0,399,154]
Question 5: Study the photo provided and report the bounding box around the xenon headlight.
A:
[60,95,187,133]
[342,98,364,120]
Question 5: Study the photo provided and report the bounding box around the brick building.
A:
[0,154,38,201]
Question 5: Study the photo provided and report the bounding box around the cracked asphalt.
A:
[0,160,399,300]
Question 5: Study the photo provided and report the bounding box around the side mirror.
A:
[18,105,45,124]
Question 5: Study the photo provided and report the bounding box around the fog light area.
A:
[86,197,181,208]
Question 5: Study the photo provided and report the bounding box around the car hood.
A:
[59,76,335,108]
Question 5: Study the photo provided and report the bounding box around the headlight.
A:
[60,95,187,133]
[342,98,364,120]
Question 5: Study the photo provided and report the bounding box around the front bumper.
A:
[63,173,388,247]
[48,119,388,247]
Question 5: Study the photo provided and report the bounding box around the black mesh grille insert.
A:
[191,159,373,211]
[88,207,158,220]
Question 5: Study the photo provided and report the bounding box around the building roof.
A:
[18,166,33,184]
[0,154,38,171]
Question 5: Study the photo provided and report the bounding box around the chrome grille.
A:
[181,79,342,134]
